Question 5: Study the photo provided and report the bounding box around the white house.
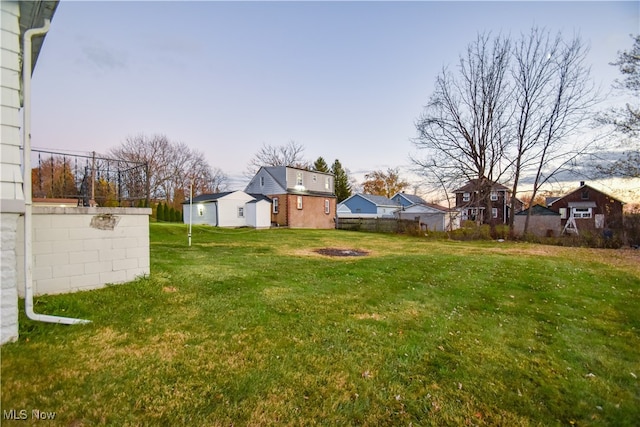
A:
[395,203,460,232]
[183,191,272,228]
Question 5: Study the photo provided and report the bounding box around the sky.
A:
[30,0,639,196]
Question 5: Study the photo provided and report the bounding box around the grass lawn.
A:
[2,224,639,426]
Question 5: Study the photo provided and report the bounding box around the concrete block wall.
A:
[1,214,20,344]
[17,207,151,296]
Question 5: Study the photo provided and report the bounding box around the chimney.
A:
[580,181,585,187]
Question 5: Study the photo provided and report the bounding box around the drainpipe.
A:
[23,20,89,325]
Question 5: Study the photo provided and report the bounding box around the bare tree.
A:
[110,134,228,205]
[595,34,640,178]
[509,28,599,233]
[245,141,309,177]
[413,32,512,224]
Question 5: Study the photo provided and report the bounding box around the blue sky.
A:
[31,1,639,191]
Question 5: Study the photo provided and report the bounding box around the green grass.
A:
[2,224,639,426]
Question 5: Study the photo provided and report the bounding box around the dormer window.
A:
[490,191,498,201]
[463,192,470,202]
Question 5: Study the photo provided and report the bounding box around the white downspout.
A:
[23,19,89,325]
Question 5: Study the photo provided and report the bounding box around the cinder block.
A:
[99,248,126,262]
[69,250,99,264]
[126,246,149,260]
[112,237,138,249]
[85,261,113,275]
[113,257,139,272]
[53,263,85,278]
[34,252,69,268]
[100,270,127,285]
[33,265,52,281]
[35,277,70,295]
[51,215,90,230]
[69,273,100,289]
[34,227,68,242]
[32,240,53,255]
[83,238,112,252]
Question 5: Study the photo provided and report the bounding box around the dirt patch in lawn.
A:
[313,248,370,257]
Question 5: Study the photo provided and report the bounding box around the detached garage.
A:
[183,191,271,228]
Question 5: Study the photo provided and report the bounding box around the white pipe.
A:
[188,180,193,246]
[23,19,89,325]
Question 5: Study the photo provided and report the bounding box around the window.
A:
[463,192,470,202]
[197,205,204,216]
[273,198,279,214]
[559,208,567,219]
[492,208,498,218]
[325,177,331,190]
[581,190,589,200]
[260,176,265,186]
[312,174,317,183]
[573,208,592,218]
[238,207,244,218]
[297,196,303,210]
[296,172,303,186]
[490,191,498,201]
[325,199,330,214]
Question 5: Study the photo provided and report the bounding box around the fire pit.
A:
[313,248,369,257]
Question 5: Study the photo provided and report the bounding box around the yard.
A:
[1,224,639,426]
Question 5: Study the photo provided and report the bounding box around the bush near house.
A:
[1,225,638,425]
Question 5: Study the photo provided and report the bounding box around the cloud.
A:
[80,43,128,71]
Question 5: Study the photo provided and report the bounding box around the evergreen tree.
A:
[331,159,352,203]
[313,157,330,173]
[156,202,164,221]
[163,203,170,222]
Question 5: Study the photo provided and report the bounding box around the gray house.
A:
[513,204,561,237]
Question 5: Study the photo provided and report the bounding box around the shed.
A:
[514,204,561,237]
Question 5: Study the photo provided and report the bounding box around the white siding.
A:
[216,191,254,227]
[0,1,20,344]
[1,1,24,210]
[183,202,217,225]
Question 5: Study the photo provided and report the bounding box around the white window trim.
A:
[324,199,330,214]
[297,196,303,210]
[296,172,303,186]
[238,207,244,218]
[573,207,592,219]
[492,207,498,218]
[273,197,279,214]
[463,192,470,202]
[490,191,498,201]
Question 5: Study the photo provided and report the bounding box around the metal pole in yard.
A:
[188,179,193,247]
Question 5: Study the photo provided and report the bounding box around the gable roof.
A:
[357,194,399,207]
[515,204,560,216]
[393,193,427,205]
[454,178,510,193]
[400,203,450,213]
[183,192,272,204]
[548,183,626,206]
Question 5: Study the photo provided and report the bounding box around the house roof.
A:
[184,192,233,204]
[183,192,273,204]
[393,193,427,205]
[547,183,626,207]
[401,203,450,213]
[19,1,59,75]
[454,178,510,193]
[356,194,400,207]
[515,204,560,216]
